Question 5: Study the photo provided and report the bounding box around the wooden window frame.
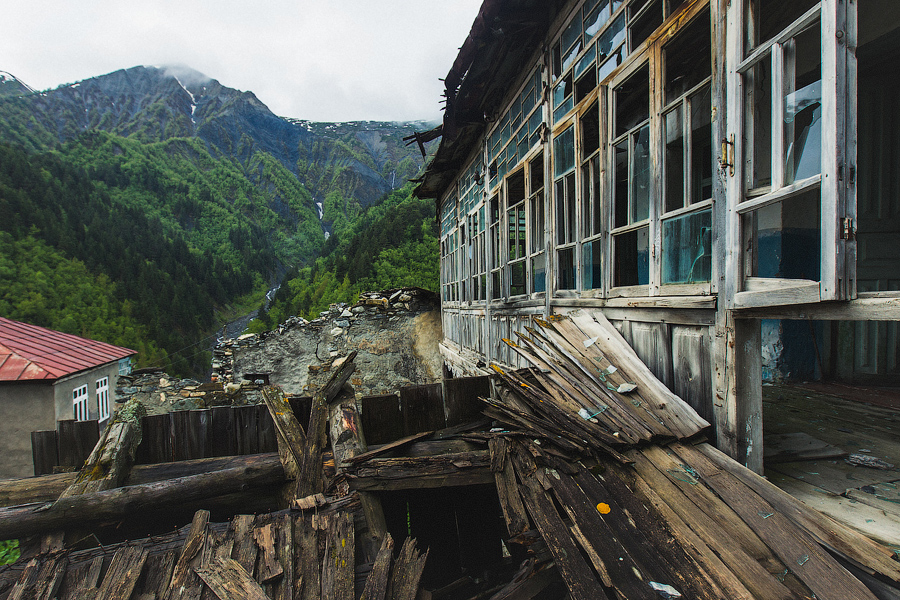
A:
[73,384,89,422]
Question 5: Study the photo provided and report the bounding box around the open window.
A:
[730,0,855,307]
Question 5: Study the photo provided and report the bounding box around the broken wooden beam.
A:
[59,397,146,498]
[346,450,494,491]
[0,457,285,539]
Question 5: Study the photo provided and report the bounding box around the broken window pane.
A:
[558,247,576,290]
[662,209,712,284]
[614,226,650,286]
[664,11,711,104]
[510,260,526,296]
[615,66,650,136]
[784,25,821,185]
[583,240,602,290]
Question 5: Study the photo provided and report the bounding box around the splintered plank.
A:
[139,551,177,599]
[321,512,354,600]
[672,443,879,600]
[360,533,394,600]
[388,537,428,600]
[96,545,149,600]
[253,522,283,584]
[9,553,68,600]
[195,557,270,600]
[489,438,529,538]
[261,386,306,481]
[165,509,210,600]
[509,449,610,600]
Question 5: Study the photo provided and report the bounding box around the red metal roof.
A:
[0,317,135,382]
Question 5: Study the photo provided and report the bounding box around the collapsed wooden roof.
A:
[0,314,898,599]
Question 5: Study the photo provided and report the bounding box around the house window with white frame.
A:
[96,376,110,422]
[73,384,89,422]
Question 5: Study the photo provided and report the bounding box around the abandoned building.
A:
[1,1,899,598]
[415,0,900,475]
[0,317,134,478]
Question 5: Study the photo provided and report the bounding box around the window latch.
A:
[841,217,854,241]
[720,135,735,177]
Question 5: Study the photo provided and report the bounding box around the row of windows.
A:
[441,0,829,305]
[72,376,111,423]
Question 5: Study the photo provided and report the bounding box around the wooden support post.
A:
[714,312,764,473]
[329,390,388,564]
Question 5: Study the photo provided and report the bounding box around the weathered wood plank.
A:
[253,522,283,584]
[321,512,354,600]
[675,442,878,600]
[195,557,270,600]
[361,394,404,445]
[296,514,321,600]
[229,514,258,576]
[31,430,59,476]
[509,448,610,600]
[400,383,445,435]
[443,375,491,427]
[208,406,237,457]
[96,545,149,600]
[135,413,173,464]
[261,386,306,485]
[489,438,529,538]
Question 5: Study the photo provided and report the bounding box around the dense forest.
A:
[251,183,439,331]
[0,67,439,376]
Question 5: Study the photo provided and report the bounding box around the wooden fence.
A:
[31,376,492,476]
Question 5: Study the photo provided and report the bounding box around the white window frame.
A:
[96,376,110,422]
[73,384,89,422]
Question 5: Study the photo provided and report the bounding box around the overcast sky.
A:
[1,0,483,122]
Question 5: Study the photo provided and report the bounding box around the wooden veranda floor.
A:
[763,383,900,547]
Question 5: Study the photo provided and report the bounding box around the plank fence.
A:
[31,376,492,476]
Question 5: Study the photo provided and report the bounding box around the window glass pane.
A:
[630,0,662,50]
[582,155,601,238]
[662,209,712,284]
[558,247,576,290]
[614,227,650,286]
[556,178,567,245]
[784,25,822,185]
[553,126,576,176]
[532,253,547,293]
[581,102,601,158]
[510,260,526,296]
[744,188,821,279]
[492,271,502,299]
[745,58,772,191]
[575,44,597,79]
[664,10,711,104]
[583,240,602,290]
[530,192,545,252]
[664,106,685,213]
[614,140,629,227]
[565,172,576,243]
[632,124,651,222]
[615,65,650,136]
[752,0,818,47]
[690,85,713,202]
[598,14,626,59]
[576,67,598,104]
[598,46,626,82]
[584,1,609,41]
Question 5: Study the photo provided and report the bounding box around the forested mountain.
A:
[0,66,436,375]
